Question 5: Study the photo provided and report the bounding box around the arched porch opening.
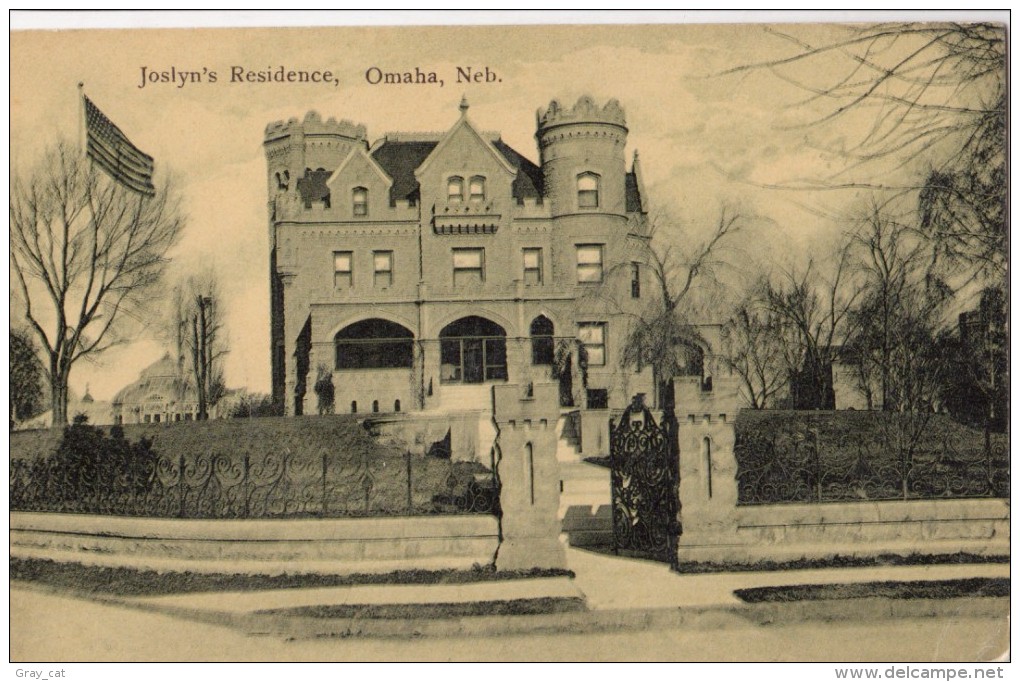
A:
[439,316,507,384]
[335,318,414,370]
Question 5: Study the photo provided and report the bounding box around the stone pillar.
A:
[491,382,566,570]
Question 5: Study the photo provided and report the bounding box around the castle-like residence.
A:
[265,96,657,418]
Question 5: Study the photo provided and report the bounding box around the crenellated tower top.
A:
[536,96,627,133]
[264,110,368,143]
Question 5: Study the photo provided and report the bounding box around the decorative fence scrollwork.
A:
[735,412,1009,505]
[10,448,500,519]
[609,397,680,565]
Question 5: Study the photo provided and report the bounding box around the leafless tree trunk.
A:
[721,281,789,409]
[167,272,228,421]
[9,141,184,426]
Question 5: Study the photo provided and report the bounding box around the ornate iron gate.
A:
[609,396,681,566]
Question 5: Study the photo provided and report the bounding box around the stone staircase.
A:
[556,415,613,548]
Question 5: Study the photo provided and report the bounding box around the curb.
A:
[102,592,1010,640]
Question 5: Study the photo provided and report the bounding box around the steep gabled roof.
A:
[371,136,543,205]
[371,140,438,205]
[491,139,543,201]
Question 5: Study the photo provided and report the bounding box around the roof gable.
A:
[414,113,516,180]
[328,147,393,190]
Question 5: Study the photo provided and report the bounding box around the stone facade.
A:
[265,96,655,419]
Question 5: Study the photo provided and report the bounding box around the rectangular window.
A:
[523,248,543,285]
[334,251,353,287]
[578,322,607,366]
[373,250,393,287]
[576,244,604,283]
[453,248,484,287]
[631,262,641,298]
[352,187,368,217]
[469,176,486,202]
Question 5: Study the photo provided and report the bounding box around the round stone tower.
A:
[262,111,368,203]
[535,96,628,216]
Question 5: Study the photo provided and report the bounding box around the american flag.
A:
[83,94,156,196]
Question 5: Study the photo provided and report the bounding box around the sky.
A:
[9,12,1007,402]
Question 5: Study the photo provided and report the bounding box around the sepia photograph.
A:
[8,11,1010,667]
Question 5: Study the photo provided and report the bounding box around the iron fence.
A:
[735,415,1009,505]
[9,449,500,518]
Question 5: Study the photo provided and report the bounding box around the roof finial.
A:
[459,95,469,115]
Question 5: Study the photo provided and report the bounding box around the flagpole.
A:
[77,82,85,154]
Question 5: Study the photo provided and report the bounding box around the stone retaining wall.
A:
[10,512,499,575]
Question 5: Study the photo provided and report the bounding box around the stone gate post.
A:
[674,377,741,555]
[491,382,566,570]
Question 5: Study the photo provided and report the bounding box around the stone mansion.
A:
[265,96,659,418]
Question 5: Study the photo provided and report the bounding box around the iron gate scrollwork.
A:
[609,395,681,566]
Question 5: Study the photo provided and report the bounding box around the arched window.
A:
[394,399,401,412]
[577,172,600,208]
[469,176,486,202]
[351,401,358,413]
[447,176,464,203]
[372,400,379,413]
[335,319,414,370]
[530,316,555,365]
[352,187,368,216]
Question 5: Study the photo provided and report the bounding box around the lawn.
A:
[10,415,395,462]
[257,598,587,620]
[10,415,498,518]
[735,577,1009,603]
[734,411,1009,503]
[9,557,573,597]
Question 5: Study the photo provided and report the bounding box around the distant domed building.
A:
[112,353,201,424]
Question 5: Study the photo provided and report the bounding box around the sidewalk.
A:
[95,544,1010,641]
[565,546,1010,610]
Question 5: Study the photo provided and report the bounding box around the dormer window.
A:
[447,176,464,203]
[469,176,486,202]
[577,172,600,209]
[352,187,368,216]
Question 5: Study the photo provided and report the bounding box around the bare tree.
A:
[620,206,743,406]
[10,141,184,425]
[168,272,228,420]
[763,239,862,410]
[843,198,950,410]
[726,23,1006,288]
[720,282,789,409]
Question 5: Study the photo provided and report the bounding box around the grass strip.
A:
[735,577,1009,603]
[674,552,1009,574]
[9,557,573,597]
[256,597,587,620]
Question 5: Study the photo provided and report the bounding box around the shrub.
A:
[314,366,335,415]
